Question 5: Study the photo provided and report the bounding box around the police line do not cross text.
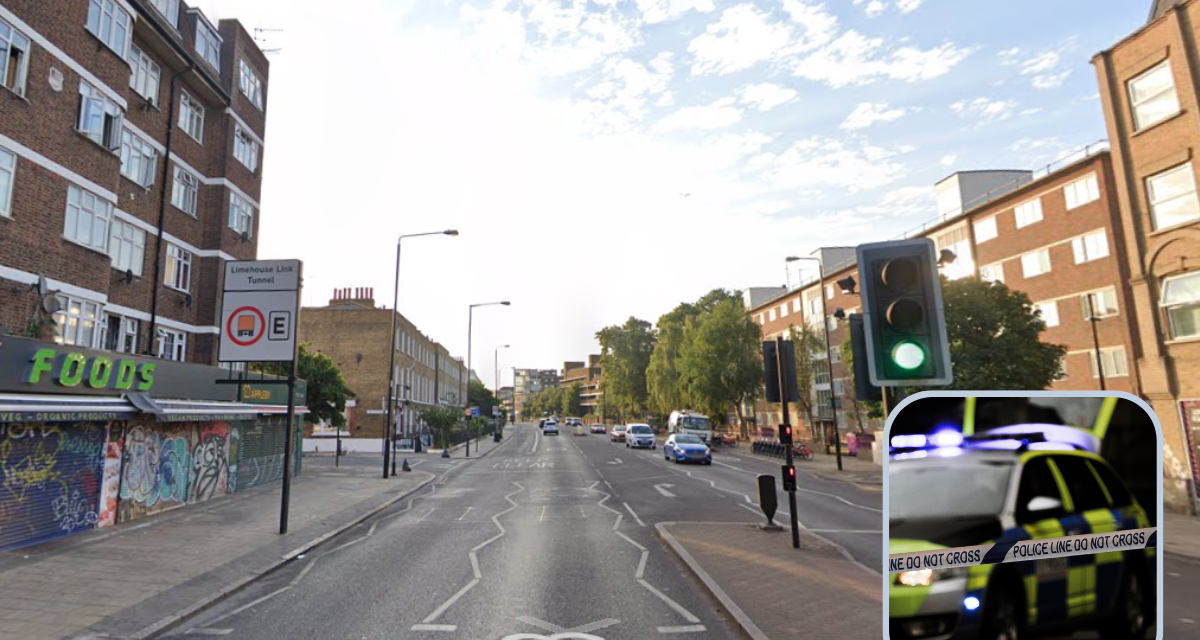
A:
[888,528,1157,573]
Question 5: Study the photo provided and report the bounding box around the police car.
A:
[889,424,1154,640]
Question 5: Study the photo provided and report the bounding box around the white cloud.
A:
[652,98,744,133]
[854,0,924,16]
[738,83,799,111]
[998,38,1078,90]
[687,4,799,75]
[896,0,924,12]
[865,1,886,17]
[637,0,716,24]
[950,97,1019,123]
[839,102,909,130]
[939,154,957,167]
[1031,71,1071,89]
[792,31,975,88]
[760,136,913,192]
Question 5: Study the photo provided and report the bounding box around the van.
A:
[668,410,712,444]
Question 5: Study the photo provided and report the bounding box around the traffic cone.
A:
[402,459,411,472]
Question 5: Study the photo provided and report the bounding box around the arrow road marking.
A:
[653,484,676,498]
[608,458,624,465]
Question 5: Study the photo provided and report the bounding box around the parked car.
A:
[538,419,546,429]
[625,424,656,449]
[610,425,628,443]
[591,424,607,434]
[664,433,711,464]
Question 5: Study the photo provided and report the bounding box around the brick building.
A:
[560,355,604,418]
[297,288,465,440]
[0,0,267,364]
[513,368,560,419]
[1094,0,1200,513]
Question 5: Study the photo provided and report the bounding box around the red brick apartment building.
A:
[0,0,268,364]
[1094,0,1200,514]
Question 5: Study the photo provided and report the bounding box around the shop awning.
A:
[0,394,309,423]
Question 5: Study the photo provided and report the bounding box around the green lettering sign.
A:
[115,360,136,390]
[88,356,113,388]
[25,349,56,384]
[137,364,157,391]
[59,352,87,387]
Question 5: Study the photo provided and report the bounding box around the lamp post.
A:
[785,256,800,290]
[383,229,458,479]
[495,345,510,432]
[1086,296,1106,391]
[465,301,511,456]
[786,256,842,471]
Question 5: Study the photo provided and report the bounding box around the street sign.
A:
[219,260,301,363]
[471,406,480,418]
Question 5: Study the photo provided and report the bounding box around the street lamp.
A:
[1086,296,1106,391]
[465,301,511,456]
[785,256,801,290]
[786,255,842,471]
[384,229,458,479]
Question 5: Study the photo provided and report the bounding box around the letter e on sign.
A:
[268,311,292,342]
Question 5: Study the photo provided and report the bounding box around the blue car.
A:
[664,433,711,465]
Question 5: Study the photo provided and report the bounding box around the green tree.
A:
[419,405,462,449]
[251,343,355,427]
[561,382,583,417]
[785,322,826,437]
[676,298,763,425]
[937,277,1067,390]
[468,378,498,417]
[647,289,743,419]
[597,317,656,421]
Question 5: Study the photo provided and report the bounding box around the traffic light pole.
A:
[775,336,801,550]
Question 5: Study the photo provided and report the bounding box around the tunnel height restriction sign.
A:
[219,260,302,362]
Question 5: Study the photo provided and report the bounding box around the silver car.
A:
[543,420,559,435]
[625,424,656,449]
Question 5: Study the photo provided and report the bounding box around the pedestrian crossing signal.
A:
[782,464,797,492]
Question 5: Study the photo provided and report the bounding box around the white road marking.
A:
[616,530,648,552]
[639,579,701,623]
[658,625,707,634]
[189,586,291,631]
[469,552,482,579]
[531,429,540,454]
[417,579,480,625]
[796,487,883,513]
[807,529,882,534]
[411,624,457,631]
[636,550,649,579]
[326,536,367,553]
[612,514,624,530]
[288,558,318,587]
[186,629,234,636]
[418,508,438,522]
[517,616,620,634]
[540,506,547,522]
[654,483,677,498]
[624,502,646,527]
[1169,572,1182,577]
[1180,618,1195,624]
[713,461,749,472]
[367,522,378,536]
[571,618,621,633]
[458,507,474,521]
[608,457,624,465]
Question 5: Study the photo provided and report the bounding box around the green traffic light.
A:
[892,341,926,370]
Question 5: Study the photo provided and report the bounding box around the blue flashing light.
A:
[985,423,1099,454]
[968,439,1024,450]
[891,434,927,448]
[929,429,963,448]
[931,447,963,458]
[963,596,981,611]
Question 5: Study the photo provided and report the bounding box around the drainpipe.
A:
[144,62,195,356]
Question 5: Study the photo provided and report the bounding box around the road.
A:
[167,424,883,640]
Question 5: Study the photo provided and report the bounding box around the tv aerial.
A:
[254,28,283,55]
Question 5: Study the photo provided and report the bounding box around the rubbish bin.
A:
[847,432,858,457]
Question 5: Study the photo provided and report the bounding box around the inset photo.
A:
[886,394,1162,640]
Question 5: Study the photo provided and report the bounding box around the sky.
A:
[189,0,1147,389]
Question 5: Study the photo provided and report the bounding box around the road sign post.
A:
[219,259,302,535]
[763,337,800,549]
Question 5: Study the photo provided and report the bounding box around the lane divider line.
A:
[658,625,707,634]
[623,502,646,527]
[656,522,768,640]
[638,579,701,624]
[411,623,457,632]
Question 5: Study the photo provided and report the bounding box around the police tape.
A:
[888,527,1157,574]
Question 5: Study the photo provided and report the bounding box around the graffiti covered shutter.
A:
[233,417,291,490]
[0,423,107,552]
[117,422,232,523]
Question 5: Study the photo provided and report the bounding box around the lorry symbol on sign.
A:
[226,306,267,347]
[237,314,256,337]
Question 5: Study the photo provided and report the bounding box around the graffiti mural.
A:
[97,424,123,528]
[117,422,232,523]
[0,422,107,552]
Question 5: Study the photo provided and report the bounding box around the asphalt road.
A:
[166,424,884,640]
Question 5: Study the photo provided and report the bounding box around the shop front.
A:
[0,337,305,552]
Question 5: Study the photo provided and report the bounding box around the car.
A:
[591,424,607,434]
[625,423,656,449]
[538,419,546,429]
[542,420,559,436]
[889,423,1154,640]
[610,425,628,443]
[565,418,582,427]
[664,433,711,464]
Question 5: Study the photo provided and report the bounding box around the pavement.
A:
[154,424,883,640]
[0,438,523,640]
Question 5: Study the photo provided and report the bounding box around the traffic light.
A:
[778,424,793,445]
[856,239,953,387]
[848,313,882,402]
[782,464,797,492]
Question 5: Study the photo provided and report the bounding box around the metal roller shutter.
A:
[231,417,301,491]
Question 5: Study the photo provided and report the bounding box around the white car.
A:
[542,420,559,435]
[625,424,656,449]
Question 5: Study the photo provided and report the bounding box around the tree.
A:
[937,277,1067,390]
[647,289,743,419]
[676,298,763,425]
[562,382,583,417]
[251,343,355,427]
[419,405,462,449]
[785,322,826,439]
[468,379,498,417]
[597,317,656,421]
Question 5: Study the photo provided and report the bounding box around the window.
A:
[157,328,186,361]
[195,20,221,69]
[0,146,14,218]
[1082,288,1119,318]
[1146,163,1200,230]
[54,295,102,347]
[119,130,156,187]
[164,243,192,292]
[1071,231,1109,264]
[779,303,788,318]
[171,166,198,215]
[233,125,258,171]
[149,0,179,26]
[1014,198,1043,228]
[934,225,974,280]
[86,0,131,57]
[973,216,998,243]
[1162,271,1200,340]
[757,313,764,325]
[103,313,138,353]
[1020,249,1051,278]
[1088,460,1133,508]
[1064,174,1100,210]
[1053,361,1068,381]
[229,192,254,236]
[129,45,161,105]
[830,348,841,363]
[792,299,801,313]
[1087,347,1129,378]
[832,379,844,396]
[768,308,776,321]
[1,19,31,96]
[108,218,145,276]
[826,284,834,300]
[239,59,264,109]
[64,185,112,251]
[1016,457,1065,524]
[827,315,837,332]
[1033,301,1060,327]
[979,262,1005,284]
[78,81,123,151]
[1129,61,1180,131]
[1050,456,1110,512]
[807,296,820,324]
[179,91,204,142]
